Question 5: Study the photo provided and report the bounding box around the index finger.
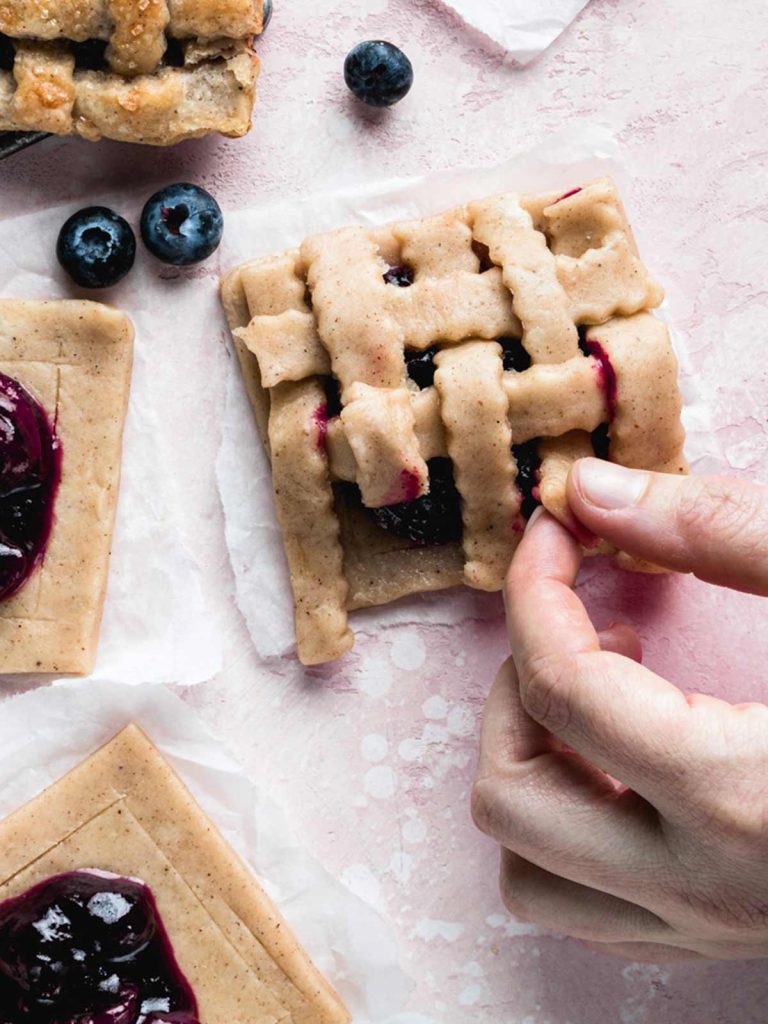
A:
[505,510,698,814]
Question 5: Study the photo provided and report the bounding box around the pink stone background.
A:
[3,0,768,1020]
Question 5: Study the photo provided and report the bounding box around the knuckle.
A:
[519,651,576,733]
[471,776,505,838]
[675,478,768,556]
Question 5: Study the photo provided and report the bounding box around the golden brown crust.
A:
[0,2,262,143]
[0,724,351,1023]
[221,178,687,664]
[0,300,133,675]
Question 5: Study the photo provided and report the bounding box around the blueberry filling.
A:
[513,440,541,519]
[71,39,109,71]
[591,423,610,460]
[383,265,414,287]
[323,377,342,418]
[350,457,462,546]
[498,338,531,373]
[0,34,14,71]
[404,347,438,390]
[0,871,199,1024]
[0,373,61,602]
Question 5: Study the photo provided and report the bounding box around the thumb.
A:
[567,459,768,596]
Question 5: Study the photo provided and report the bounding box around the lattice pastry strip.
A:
[221,177,687,665]
[0,0,262,143]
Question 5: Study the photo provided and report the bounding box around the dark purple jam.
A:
[0,373,61,601]
[383,264,414,287]
[404,346,438,390]
[513,440,542,519]
[0,871,199,1024]
[498,338,531,373]
[360,457,463,546]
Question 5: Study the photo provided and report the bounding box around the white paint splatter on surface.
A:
[390,631,427,671]
[361,733,389,762]
[365,765,397,800]
[412,918,465,943]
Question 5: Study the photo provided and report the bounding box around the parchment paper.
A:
[0,680,426,1024]
[438,0,590,64]
[0,208,227,687]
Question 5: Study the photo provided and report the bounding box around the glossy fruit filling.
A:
[0,871,199,1024]
[0,372,61,601]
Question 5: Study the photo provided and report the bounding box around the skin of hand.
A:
[472,457,768,962]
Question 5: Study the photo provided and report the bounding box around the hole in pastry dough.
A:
[512,440,541,519]
[0,35,14,72]
[471,239,495,273]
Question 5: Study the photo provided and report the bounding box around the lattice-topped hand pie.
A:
[221,178,687,665]
[0,1,264,145]
[0,299,133,675]
[0,724,350,1022]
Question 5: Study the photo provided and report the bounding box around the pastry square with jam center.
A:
[221,178,687,665]
[0,1,265,145]
[0,724,350,1023]
[0,299,133,675]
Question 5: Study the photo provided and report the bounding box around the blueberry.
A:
[404,347,437,390]
[261,0,273,31]
[56,207,136,289]
[344,41,413,108]
[369,458,462,545]
[140,184,223,266]
[591,422,610,460]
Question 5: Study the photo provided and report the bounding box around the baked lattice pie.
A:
[0,724,350,1023]
[0,1,264,145]
[0,299,132,675]
[221,178,687,665]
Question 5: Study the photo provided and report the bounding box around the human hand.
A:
[472,459,768,962]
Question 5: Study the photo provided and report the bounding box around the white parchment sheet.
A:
[437,0,590,64]
[0,680,430,1024]
[218,124,717,662]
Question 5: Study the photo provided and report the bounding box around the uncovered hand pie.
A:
[0,724,350,1023]
[0,299,132,675]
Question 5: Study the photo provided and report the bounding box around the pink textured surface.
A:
[2,0,768,1020]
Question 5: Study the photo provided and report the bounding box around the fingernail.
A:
[575,460,650,510]
[524,506,546,532]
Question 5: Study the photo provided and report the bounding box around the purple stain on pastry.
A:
[0,871,199,1024]
[367,457,463,545]
[0,372,61,602]
[555,186,582,203]
[583,339,618,419]
[312,403,331,449]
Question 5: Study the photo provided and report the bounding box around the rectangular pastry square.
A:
[0,724,350,1023]
[221,178,687,665]
[0,1,264,145]
[0,299,133,674]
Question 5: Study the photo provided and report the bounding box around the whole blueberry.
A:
[344,41,413,108]
[140,184,223,266]
[261,0,273,31]
[56,207,136,289]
